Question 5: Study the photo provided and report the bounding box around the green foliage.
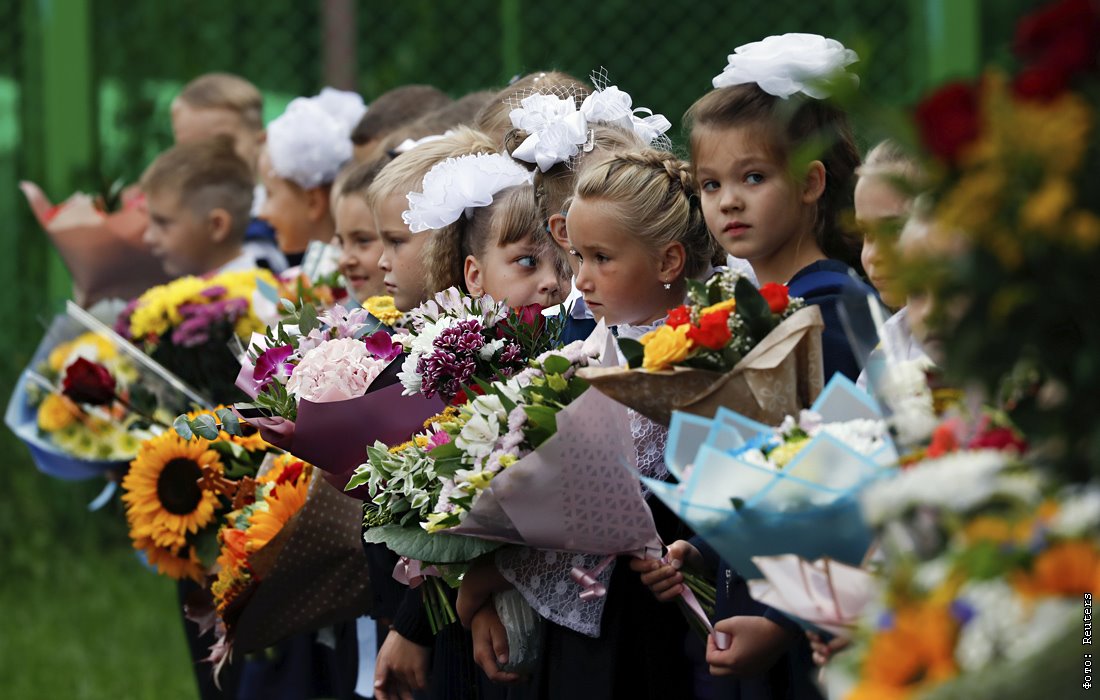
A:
[362,524,502,564]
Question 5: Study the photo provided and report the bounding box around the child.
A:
[686,34,874,382]
[172,72,287,273]
[456,149,715,699]
[140,138,255,277]
[332,160,388,303]
[853,140,929,390]
[365,127,497,312]
[637,34,873,700]
[351,84,453,163]
[259,88,366,266]
[408,156,566,308]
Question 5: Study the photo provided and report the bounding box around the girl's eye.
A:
[515,255,537,269]
[745,173,765,185]
[701,180,719,192]
[595,253,610,264]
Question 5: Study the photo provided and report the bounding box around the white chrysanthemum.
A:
[1049,486,1100,537]
[712,33,859,99]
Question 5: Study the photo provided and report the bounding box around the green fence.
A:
[0,0,1046,381]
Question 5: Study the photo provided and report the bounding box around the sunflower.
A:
[134,535,205,582]
[247,465,311,551]
[122,432,224,553]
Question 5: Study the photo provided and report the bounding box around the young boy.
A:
[172,72,286,272]
[141,138,255,277]
[350,84,452,164]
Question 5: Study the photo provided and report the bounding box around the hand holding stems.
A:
[629,539,705,601]
[705,616,795,677]
[806,631,850,666]
[374,629,431,700]
[458,555,524,684]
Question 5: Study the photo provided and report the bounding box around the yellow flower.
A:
[1069,210,1100,249]
[498,454,517,469]
[127,270,274,341]
[700,298,736,317]
[365,295,403,327]
[640,324,693,372]
[37,393,80,432]
[465,470,494,490]
[424,511,455,533]
[853,601,959,697]
[122,432,224,557]
[247,470,310,550]
[768,437,809,468]
[1021,177,1074,233]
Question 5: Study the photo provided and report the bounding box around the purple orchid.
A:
[363,330,402,362]
[253,344,296,388]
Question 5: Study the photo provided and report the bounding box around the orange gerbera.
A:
[247,465,311,551]
[1016,539,1100,596]
[852,601,959,697]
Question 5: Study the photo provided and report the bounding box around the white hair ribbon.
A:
[712,33,859,99]
[403,153,533,233]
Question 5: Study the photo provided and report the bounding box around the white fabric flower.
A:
[712,33,859,99]
[403,153,532,232]
[508,93,589,172]
[579,85,635,130]
[267,88,366,188]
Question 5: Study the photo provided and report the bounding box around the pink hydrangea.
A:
[285,337,386,402]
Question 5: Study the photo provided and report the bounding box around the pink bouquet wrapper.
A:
[20,181,172,307]
[237,382,444,497]
[746,554,877,638]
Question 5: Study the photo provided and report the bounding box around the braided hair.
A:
[574,149,717,278]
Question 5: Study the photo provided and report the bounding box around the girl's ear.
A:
[464,255,485,296]
[207,207,233,244]
[304,185,331,222]
[547,213,569,252]
[801,160,827,205]
[657,241,687,283]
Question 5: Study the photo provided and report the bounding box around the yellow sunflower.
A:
[134,535,205,582]
[247,466,311,550]
[122,432,224,552]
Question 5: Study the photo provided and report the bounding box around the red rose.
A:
[1015,0,1100,71]
[686,310,731,351]
[758,283,790,314]
[667,305,692,328]
[61,357,117,406]
[914,81,982,165]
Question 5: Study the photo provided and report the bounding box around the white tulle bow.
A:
[403,153,533,233]
[712,33,859,99]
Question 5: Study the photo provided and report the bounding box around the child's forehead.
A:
[692,123,784,168]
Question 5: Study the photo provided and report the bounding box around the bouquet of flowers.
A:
[122,407,275,581]
[6,301,201,479]
[826,445,1089,699]
[19,180,171,306]
[176,301,441,491]
[199,453,373,672]
[579,269,824,425]
[902,0,1100,482]
[396,288,562,404]
[651,374,896,578]
[116,269,277,404]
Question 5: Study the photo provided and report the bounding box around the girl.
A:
[418,177,567,309]
[457,148,715,700]
[332,160,387,303]
[260,88,366,267]
[637,34,870,700]
[365,127,498,312]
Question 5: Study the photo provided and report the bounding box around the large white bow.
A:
[403,153,533,233]
[712,33,859,100]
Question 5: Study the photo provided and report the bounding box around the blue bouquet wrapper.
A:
[651,374,896,578]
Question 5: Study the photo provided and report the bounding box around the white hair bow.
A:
[267,88,367,189]
[712,33,859,99]
[403,153,533,233]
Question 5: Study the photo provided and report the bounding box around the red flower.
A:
[914,81,982,164]
[968,426,1028,453]
[450,383,486,406]
[61,357,117,406]
[1015,0,1100,69]
[667,305,692,328]
[276,460,306,487]
[926,423,960,459]
[686,310,732,350]
[758,283,790,314]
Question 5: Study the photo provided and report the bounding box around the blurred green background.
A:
[0,0,1040,697]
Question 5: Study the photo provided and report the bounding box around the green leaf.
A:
[362,524,502,563]
[618,338,645,369]
[215,408,241,436]
[298,302,319,335]
[173,415,194,441]
[192,414,220,440]
[191,527,222,568]
[541,354,570,376]
[734,276,777,343]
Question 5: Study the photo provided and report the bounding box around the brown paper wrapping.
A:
[578,305,825,426]
[20,181,172,307]
[226,471,373,654]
